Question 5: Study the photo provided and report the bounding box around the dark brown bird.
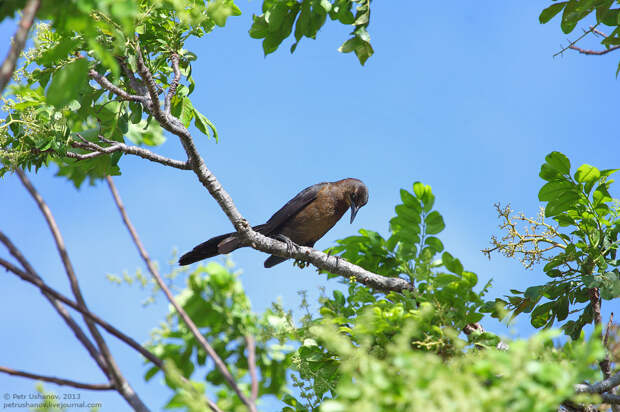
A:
[179,178,369,268]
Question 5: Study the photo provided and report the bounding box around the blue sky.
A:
[1,1,619,410]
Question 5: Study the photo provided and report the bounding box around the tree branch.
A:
[568,44,620,55]
[0,366,113,391]
[0,231,108,375]
[105,176,253,411]
[123,46,417,296]
[0,0,40,95]
[89,69,146,102]
[0,254,163,369]
[70,138,191,170]
[245,335,259,403]
[15,170,149,412]
[554,24,601,57]
[575,371,620,395]
[164,52,180,115]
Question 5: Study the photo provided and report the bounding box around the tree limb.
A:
[105,176,254,412]
[245,335,259,403]
[0,254,163,369]
[575,371,620,394]
[15,170,149,412]
[118,44,417,296]
[0,231,108,375]
[0,366,113,391]
[71,138,191,170]
[164,52,180,115]
[0,0,40,95]
[568,44,620,55]
[89,69,146,102]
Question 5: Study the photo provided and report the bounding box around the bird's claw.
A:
[326,249,342,269]
[275,234,300,255]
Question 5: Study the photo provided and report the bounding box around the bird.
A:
[179,178,369,268]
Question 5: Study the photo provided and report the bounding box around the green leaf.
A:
[531,302,553,328]
[413,182,425,199]
[193,108,218,141]
[442,252,463,275]
[395,204,421,225]
[538,180,577,201]
[425,211,445,235]
[544,151,571,176]
[126,119,165,146]
[338,34,374,65]
[425,236,444,254]
[561,0,580,33]
[525,285,544,300]
[171,97,194,127]
[555,295,569,321]
[574,164,600,184]
[539,2,568,23]
[46,59,89,107]
[545,190,580,217]
[600,168,619,178]
[249,15,269,39]
[207,0,242,27]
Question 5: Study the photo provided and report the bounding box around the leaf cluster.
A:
[249,0,374,65]
[489,152,620,339]
[539,0,620,74]
[1,0,227,186]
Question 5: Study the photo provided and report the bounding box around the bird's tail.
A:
[178,224,268,266]
[178,232,237,265]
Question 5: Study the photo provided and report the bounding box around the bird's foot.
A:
[274,234,300,255]
[326,248,342,269]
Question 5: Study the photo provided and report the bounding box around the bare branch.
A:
[89,69,146,102]
[568,44,620,56]
[105,176,251,411]
[482,203,567,269]
[164,53,181,114]
[575,371,620,394]
[0,0,40,95]
[135,43,163,116]
[71,138,191,170]
[245,336,259,403]
[554,24,601,57]
[127,48,417,295]
[15,170,149,412]
[0,231,108,374]
[0,255,163,369]
[117,57,147,95]
[0,366,113,391]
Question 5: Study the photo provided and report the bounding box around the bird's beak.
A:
[350,203,360,224]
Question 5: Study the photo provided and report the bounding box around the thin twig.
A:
[0,255,163,369]
[0,0,40,95]
[245,335,259,403]
[105,176,250,411]
[15,170,149,412]
[71,138,191,170]
[554,24,601,57]
[0,366,113,391]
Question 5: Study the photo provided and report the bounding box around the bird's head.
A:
[344,178,369,223]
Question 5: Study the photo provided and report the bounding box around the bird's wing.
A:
[260,182,326,234]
